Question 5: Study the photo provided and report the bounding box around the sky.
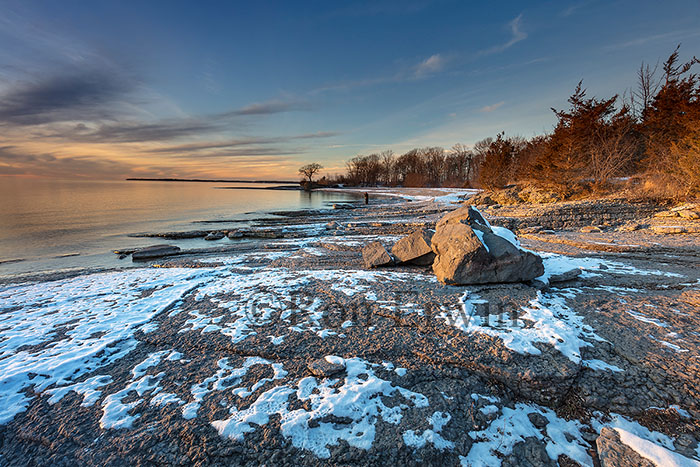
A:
[0,0,698,181]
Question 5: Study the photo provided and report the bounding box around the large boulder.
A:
[431,205,544,285]
[391,228,435,265]
[362,241,394,268]
[132,244,181,261]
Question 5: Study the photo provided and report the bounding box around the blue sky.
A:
[0,0,698,179]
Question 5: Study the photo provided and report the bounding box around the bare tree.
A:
[630,61,660,119]
[298,163,323,188]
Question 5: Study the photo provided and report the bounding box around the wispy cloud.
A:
[0,145,140,178]
[415,54,446,77]
[224,99,314,116]
[145,132,339,154]
[479,14,527,56]
[480,101,504,112]
[604,29,700,50]
[560,1,595,18]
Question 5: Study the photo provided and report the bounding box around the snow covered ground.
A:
[0,217,698,465]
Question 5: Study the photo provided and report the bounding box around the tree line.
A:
[326,46,699,200]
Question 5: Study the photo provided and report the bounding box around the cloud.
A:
[415,54,446,76]
[144,132,339,154]
[56,119,224,143]
[604,29,700,50]
[479,14,527,56]
[480,101,505,112]
[224,99,313,116]
[0,68,135,125]
[0,145,139,179]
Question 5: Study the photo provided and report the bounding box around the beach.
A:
[0,189,699,466]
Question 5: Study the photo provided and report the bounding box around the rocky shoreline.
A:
[0,190,698,466]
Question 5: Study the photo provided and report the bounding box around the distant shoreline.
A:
[126,177,299,184]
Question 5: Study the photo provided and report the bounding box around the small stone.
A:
[205,231,225,241]
[308,357,345,377]
[227,230,244,239]
[527,412,548,429]
[580,225,602,233]
[549,268,582,283]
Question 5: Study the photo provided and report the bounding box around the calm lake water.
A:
[0,178,361,279]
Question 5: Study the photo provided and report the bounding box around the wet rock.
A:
[204,231,226,241]
[362,242,394,268]
[113,248,137,255]
[131,244,181,260]
[227,230,245,239]
[391,228,435,266]
[431,206,544,285]
[596,427,656,467]
[308,357,345,377]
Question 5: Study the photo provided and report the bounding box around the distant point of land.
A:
[126,178,299,184]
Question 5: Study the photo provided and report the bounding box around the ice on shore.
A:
[593,413,700,467]
[212,357,429,459]
[0,267,214,424]
[439,290,609,366]
[536,252,683,285]
[403,411,454,450]
[461,403,591,467]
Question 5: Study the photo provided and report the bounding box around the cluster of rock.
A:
[654,203,700,220]
[476,199,664,232]
[469,186,563,205]
[363,205,545,285]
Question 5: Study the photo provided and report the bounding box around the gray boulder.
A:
[132,244,181,261]
[431,206,544,285]
[391,228,435,265]
[362,242,394,268]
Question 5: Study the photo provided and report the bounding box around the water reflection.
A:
[0,179,361,278]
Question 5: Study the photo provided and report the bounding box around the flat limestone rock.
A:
[391,228,435,265]
[652,225,688,234]
[596,427,655,467]
[362,241,394,268]
[132,244,181,260]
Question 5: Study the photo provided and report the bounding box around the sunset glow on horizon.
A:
[1,0,699,181]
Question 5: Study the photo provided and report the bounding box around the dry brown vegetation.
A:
[333,46,699,201]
